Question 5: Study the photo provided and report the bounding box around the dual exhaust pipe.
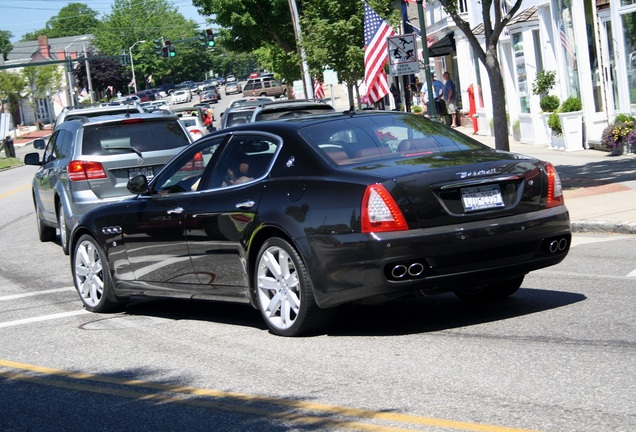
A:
[548,237,568,254]
[391,262,425,279]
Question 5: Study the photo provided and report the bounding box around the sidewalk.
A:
[454,125,636,234]
[10,125,53,148]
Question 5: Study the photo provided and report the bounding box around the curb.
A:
[571,221,636,235]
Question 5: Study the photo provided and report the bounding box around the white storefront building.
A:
[407,0,636,149]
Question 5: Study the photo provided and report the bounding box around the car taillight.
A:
[545,162,564,208]
[68,160,107,181]
[361,184,408,233]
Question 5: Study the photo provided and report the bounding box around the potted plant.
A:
[600,114,636,155]
[533,71,559,146]
[411,105,423,115]
[555,97,584,152]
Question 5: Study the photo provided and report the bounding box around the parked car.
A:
[24,113,192,255]
[172,90,192,104]
[224,81,242,95]
[141,100,171,113]
[242,77,287,98]
[226,74,237,83]
[68,111,570,336]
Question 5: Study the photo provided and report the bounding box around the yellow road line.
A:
[0,184,30,200]
[0,359,539,432]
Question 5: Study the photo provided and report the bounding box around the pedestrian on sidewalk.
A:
[443,71,458,127]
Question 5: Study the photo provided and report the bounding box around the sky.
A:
[0,0,207,43]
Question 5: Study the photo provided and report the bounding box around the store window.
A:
[621,11,636,112]
[512,33,529,113]
[554,0,580,98]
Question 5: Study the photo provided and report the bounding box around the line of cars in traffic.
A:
[23,86,572,337]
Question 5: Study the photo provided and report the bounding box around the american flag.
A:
[560,22,577,67]
[364,1,395,104]
[314,78,325,99]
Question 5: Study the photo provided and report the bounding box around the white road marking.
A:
[0,310,91,329]
[0,287,75,302]
[627,269,636,278]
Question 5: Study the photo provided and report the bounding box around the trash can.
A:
[3,136,16,158]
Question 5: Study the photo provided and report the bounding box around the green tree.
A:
[20,3,101,41]
[0,30,13,61]
[300,0,365,107]
[0,70,28,123]
[22,65,64,115]
[94,0,210,89]
[438,0,523,152]
[192,0,300,83]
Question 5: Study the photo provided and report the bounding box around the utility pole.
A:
[416,0,436,118]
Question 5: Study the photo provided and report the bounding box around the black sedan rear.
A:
[69,111,570,336]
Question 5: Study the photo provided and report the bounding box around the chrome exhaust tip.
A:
[391,265,408,279]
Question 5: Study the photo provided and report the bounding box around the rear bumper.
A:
[302,206,570,308]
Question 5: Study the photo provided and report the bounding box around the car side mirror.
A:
[24,152,41,166]
[33,138,46,150]
[127,175,149,194]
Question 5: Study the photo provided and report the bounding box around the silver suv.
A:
[24,113,192,254]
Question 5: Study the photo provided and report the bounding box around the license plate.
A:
[461,184,504,212]
[128,166,154,180]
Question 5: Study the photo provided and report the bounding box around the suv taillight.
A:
[361,184,408,233]
[68,160,107,181]
[544,162,564,208]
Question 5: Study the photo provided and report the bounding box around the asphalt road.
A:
[1,125,635,431]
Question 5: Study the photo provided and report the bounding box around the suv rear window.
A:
[82,120,191,156]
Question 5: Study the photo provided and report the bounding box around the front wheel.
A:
[254,238,335,336]
[454,275,524,302]
[72,234,124,312]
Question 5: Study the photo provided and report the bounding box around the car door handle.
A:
[167,207,184,215]
[235,200,255,210]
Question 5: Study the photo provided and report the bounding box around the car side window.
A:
[153,137,225,194]
[212,134,279,189]
[42,130,62,164]
[56,130,74,159]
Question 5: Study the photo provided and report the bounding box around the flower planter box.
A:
[558,110,584,152]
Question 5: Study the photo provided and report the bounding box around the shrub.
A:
[532,70,556,96]
[540,95,560,112]
[601,116,636,150]
[560,96,582,112]
[547,112,562,136]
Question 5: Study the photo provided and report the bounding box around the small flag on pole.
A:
[314,78,325,99]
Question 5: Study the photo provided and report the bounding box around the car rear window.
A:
[81,120,190,156]
[299,114,487,165]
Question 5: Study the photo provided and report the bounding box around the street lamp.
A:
[129,40,146,94]
[64,36,88,108]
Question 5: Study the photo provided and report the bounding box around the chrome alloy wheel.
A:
[74,238,105,308]
[257,245,301,331]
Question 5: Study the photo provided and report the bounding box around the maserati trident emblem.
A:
[137,158,144,165]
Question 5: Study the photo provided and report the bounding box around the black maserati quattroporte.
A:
[70,111,570,336]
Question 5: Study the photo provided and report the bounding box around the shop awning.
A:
[428,32,455,57]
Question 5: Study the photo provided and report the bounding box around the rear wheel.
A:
[73,234,124,312]
[454,275,524,302]
[35,201,56,242]
[255,238,335,336]
[58,203,70,255]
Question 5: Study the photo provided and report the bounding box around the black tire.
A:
[35,201,56,242]
[454,275,524,302]
[72,234,124,313]
[254,238,336,336]
[58,202,70,255]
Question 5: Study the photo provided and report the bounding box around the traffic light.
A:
[164,40,175,58]
[204,29,214,48]
[154,38,163,56]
